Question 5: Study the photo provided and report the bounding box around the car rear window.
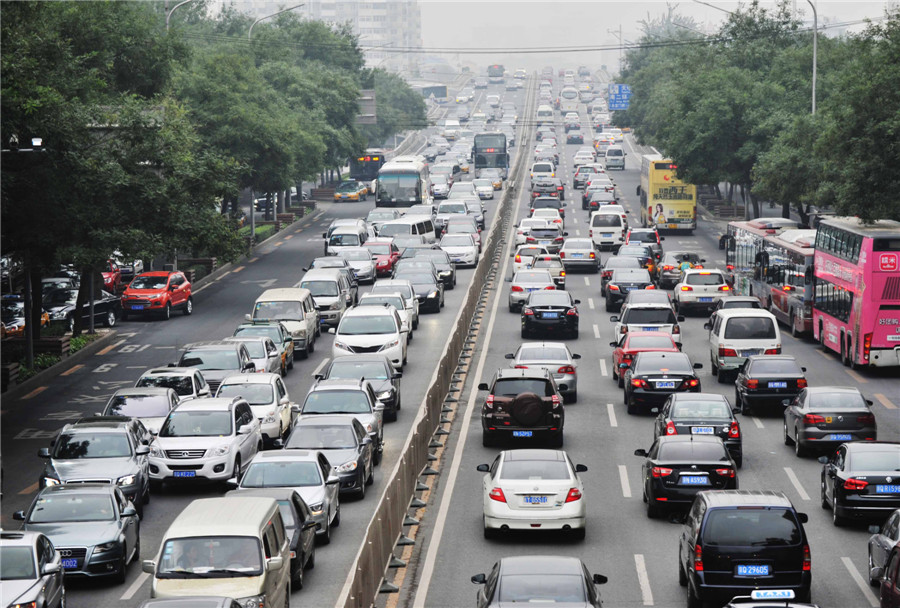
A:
[519,346,569,361]
[533,200,562,209]
[634,353,692,373]
[498,574,586,603]
[723,300,761,310]
[592,215,621,227]
[516,271,552,283]
[686,273,725,286]
[500,460,570,480]
[702,508,801,546]
[532,259,563,269]
[518,248,545,258]
[749,359,803,374]
[533,163,553,172]
[671,400,732,420]
[807,391,867,409]
[723,317,777,340]
[622,308,676,325]
[658,442,728,461]
[531,229,560,238]
[626,335,675,349]
[379,224,411,237]
[612,270,652,283]
[493,378,553,397]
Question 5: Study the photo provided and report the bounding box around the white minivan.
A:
[705,309,781,381]
[604,145,626,170]
[378,217,437,244]
[248,288,318,357]
[589,210,626,251]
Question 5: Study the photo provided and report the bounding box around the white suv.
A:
[357,292,414,340]
[149,397,263,485]
[333,306,407,370]
[215,373,295,446]
[673,269,732,313]
[609,303,685,346]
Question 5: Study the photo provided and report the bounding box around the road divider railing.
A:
[335,76,538,608]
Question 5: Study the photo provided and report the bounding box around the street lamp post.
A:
[806,0,817,114]
[249,3,305,40]
[165,0,195,32]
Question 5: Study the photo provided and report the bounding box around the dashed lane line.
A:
[599,359,608,377]
[607,403,618,428]
[634,554,654,606]
[841,557,879,607]
[284,235,293,240]
[97,340,126,356]
[583,276,590,286]
[874,393,896,409]
[588,298,595,310]
[312,357,331,377]
[750,416,764,429]
[593,324,601,339]
[231,266,245,273]
[783,467,810,501]
[618,464,632,498]
[18,482,39,495]
[845,368,867,384]
[274,241,284,246]
[120,572,150,601]
[248,257,259,263]
[60,364,83,376]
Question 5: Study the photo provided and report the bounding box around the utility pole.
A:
[806,0,817,115]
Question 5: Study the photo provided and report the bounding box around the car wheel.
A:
[550,431,564,448]
[373,447,382,466]
[413,317,419,330]
[366,461,374,486]
[162,303,171,321]
[738,391,751,416]
[114,546,128,584]
[183,297,193,316]
[482,431,495,448]
[385,405,397,423]
[626,397,637,415]
[710,356,718,376]
[509,303,517,313]
[287,353,294,370]
[647,499,661,519]
[790,313,800,338]
[298,338,310,359]
[783,420,794,446]
[868,551,880,587]
[280,361,286,377]
[293,556,305,589]
[332,501,341,527]
[356,471,366,499]
[521,327,529,339]
[67,316,75,333]
[319,518,331,545]
[307,335,315,354]
[567,390,577,404]
[716,367,728,384]
[678,561,688,587]
[605,299,613,312]
[306,545,315,569]
[794,428,807,457]
[105,310,117,328]
[821,479,830,510]
[687,582,703,608]
[832,492,846,526]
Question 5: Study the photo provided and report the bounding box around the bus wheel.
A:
[840,336,850,367]
[790,313,800,338]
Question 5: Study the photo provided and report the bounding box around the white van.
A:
[536,105,553,126]
[705,309,782,381]
[247,288,318,357]
[589,210,626,251]
[378,217,436,244]
[298,268,353,328]
[144,496,293,603]
[530,161,556,186]
[326,225,367,256]
[604,146,626,170]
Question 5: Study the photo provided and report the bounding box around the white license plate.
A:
[681,476,709,485]
[523,495,548,504]
[61,558,79,569]
[768,382,787,388]
[512,430,533,438]
[692,427,714,434]
[173,471,196,478]
[656,381,676,389]
[699,297,713,303]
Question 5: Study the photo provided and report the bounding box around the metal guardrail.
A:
[335,76,538,608]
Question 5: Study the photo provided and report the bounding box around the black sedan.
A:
[283,415,375,499]
[225,488,317,587]
[600,256,641,296]
[43,288,121,332]
[393,270,444,313]
[635,435,737,518]
[653,393,743,467]
[783,386,877,457]
[316,354,402,421]
[867,508,900,586]
[472,555,607,607]
[734,355,807,414]
[623,351,702,415]
[605,268,655,312]
[820,442,900,527]
[521,291,580,339]
[399,248,457,289]
[566,130,584,144]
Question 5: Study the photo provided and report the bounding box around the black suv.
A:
[478,369,565,448]
[678,490,811,607]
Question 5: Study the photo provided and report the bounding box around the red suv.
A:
[121,271,192,320]
[101,259,121,293]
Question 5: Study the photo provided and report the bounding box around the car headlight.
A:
[427,291,439,299]
[43,476,60,487]
[49,311,67,320]
[439,270,451,277]
[94,541,119,553]
[213,444,232,457]
[366,423,374,433]
[309,502,324,515]
[379,339,400,351]
[116,474,137,486]
[335,461,358,473]
[149,445,164,458]
[334,340,350,351]
[264,412,277,423]
[238,596,266,608]
[377,390,393,400]
[291,328,306,339]
[329,301,343,310]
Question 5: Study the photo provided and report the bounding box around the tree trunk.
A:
[29,265,43,340]
[746,185,760,219]
[714,183,722,199]
[782,200,791,219]
[796,202,810,227]
[726,183,734,202]
[73,266,91,336]
[277,190,285,214]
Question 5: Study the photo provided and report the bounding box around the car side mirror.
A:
[504,277,512,282]
[302,519,318,531]
[563,232,569,237]
[693,363,703,369]
[797,512,808,524]
[659,236,665,241]
[168,362,177,368]
[619,363,629,369]
[361,436,372,445]
[800,367,807,373]
[572,354,581,360]
[142,560,157,574]
[272,438,284,449]
[197,387,210,397]
[609,341,618,347]
[504,353,515,359]
[869,525,882,535]
[702,322,711,330]
[244,313,252,322]
[818,456,830,464]
[866,399,874,406]
[168,285,177,292]
[374,402,386,412]
[634,449,648,457]
[471,573,487,585]
[478,383,489,391]
[326,474,341,485]
[609,316,619,322]
[476,464,490,472]
[593,574,608,585]
[732,407,741,415]
[13,511,26,521]
[393,372,403,379]
[238,424,253,435]
[266,556,284,572]
[225,477,239,489]
[38,447,51,458]
[121,506,137,518]
[291,404,301,413]
[42,562,62,575]
[677,315,686,322]
[243,362,256,372]
[782,399,791,407]
[135,445,150,456]
[328,327,336,334]
[575,464,588,473]
[322,232,327,239]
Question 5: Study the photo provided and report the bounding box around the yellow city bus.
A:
[638,154,697,234]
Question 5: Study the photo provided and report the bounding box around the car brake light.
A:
[803,544,811,571]
[551,394,560,406]
[621,354,633,362]
[511,286,524,292]
[589,252,595,259]
[844,478,868,491]
[863,332,872,363]
[646,285,656,290]
[673,325,681,335]
[662,265,674,271]
[560,272,566,278]
[680,285,693,291]
[797,378,808,388]
[651,466,673,477]
[514,365,529,369]
[489,487,507,502]
[857,413,875,425]
[608,285,619,291]
[764,347,781,354]
[589,230,593,237]
[728,421,741,439]
[565,487,582,502]
[726,264,734,270]
[665,421,677,435]
[485,394,494,408]
[631,378,647,388]
[523,308,534,316]
[718,285,731,291]
[804,414,825,424]
[684,378,699,388]
[566,308,578,316]
[559,251,565,258]
[746,379,758,389]
[715,468,735,478]
[515,255,522,263]
[694,545,703,572]
[558,365,575,374]
[545,285,555,290]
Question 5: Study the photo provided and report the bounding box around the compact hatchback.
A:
[675,269,732,314]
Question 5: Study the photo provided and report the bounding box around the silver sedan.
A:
[508,270,556,312]
[505,342,581,403]
[559,238,600,273]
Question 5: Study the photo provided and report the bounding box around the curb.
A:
[3,329,120,402]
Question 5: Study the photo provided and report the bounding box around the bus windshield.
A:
[377,175,419,203]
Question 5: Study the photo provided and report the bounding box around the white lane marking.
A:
[588,298,595,309]
[634,554,654,606]
[575,229,581,236]
[583,276,590,286]
[607,403,618,427]
[750,416,764,429]
[599,359,608,377]
[841,556,880,607]
[783,467,810,501]
[312,357,331,377]
[618,464,632,498]
[120,572,149,600]
[593,324,601,339]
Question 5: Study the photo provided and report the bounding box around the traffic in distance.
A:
[1,62,899,608]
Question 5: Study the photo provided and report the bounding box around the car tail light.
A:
[804,414,825,424]
[726,264,734,270]
[863,332,872,363]
[631,378,647,388]
[560,271,566,277]
[608,285,619,291]
[802,544,811,571]
[857,413,876,425]
[728,421,741,438]
[554,219,562,224]
[646,285,656,290]
[746,379,758,389]
[514,365,529,369]
[718,346,737,357]
[489,487,507,502]
[662,265,674,271]
[715,468,735,478]
[651,466,673,477]
[559,251,565,258]
[526,237,537,244]
[545,285,555,290]
[718,285,731,291]
[558,186,564,191]
[523,308,534,316]
[515,255,522,263]
[589,230,593,237]
[565,487,582,502]
[590,252,596,259]
[844,478,868,491]
[566,308,578,316]
[602,271,612,279]
[511,286,524,292]
[485,394,494,409]
[695,265,704,269]
[665,421,677,435]
[551,394,561,407]
[694,545,703,572]
[680,285,693,291]
[797,378,807,388]
[764,347,781,354]
[621,354,633,362]
[673,325,681,335]
[558,365,576,374]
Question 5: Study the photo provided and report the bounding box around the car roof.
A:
[250,450,319,463]
[139,597,238,608]
[301,268,344,280]
[293,415,357,427]
[163,497,278,538]
[64,416,132,431]
[223,488,303,503]
[253,287,312,301]
[39,483,117,496]
[0,530,44,546]
[716,309,777,319]
[670,392,729,403]
[698,489,794,508]
[499,555,584,576]
[182,340,243,350]
[659,434,725,444]
[327,353,392,367]
[175,397,242,412]
[845,441,900,452]
[218,373,280,385]
[342,305,396,319]
[311,378,369,391]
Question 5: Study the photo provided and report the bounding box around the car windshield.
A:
[378,224,411,237]
[686,273,725,286]
[137,375,195,396]
[53,432,131,459]
[396,272,435,286]
[442,235,473,247]
[156,537,262,576]
[360,296,404,310]
[252,301,303,321]
[657,442,729,461]
[287,425,357,449]
[635,354,692,374]
[671,401,732,420]
[519,346,569,361]
[217,384,274,406]
[750,359,803,375]
[807,391,867,409]
[234,340,266,358]
[130,276,168,290]
[703,508,801,546]
[527,292,570,307]
[724,317,777,340]
[329,234,360,247]
[493,379,553,397]
[336,182,359,193]
[0,547,36,580]
[612,270,652,283]
[106,395,171,417]
[303,390,370,414]
[500,460,570,480]
[159,411,233,437]
[626,335,675,349]
[179,349,239,371]
[365,244,392,255]
[28,494,115,523]
[43,289,78,306]
[241,461,322,488]
[328,360,389,381]
[300,281,339,297]
[474,179,492,188]
[515,272,552,283]
[340,250,371,262]
[339,315,396,335]
[439,204,467,215]
[368,211,396,221]
[498,574,586,603]
[623,308,676,324]
[517,248,545,258]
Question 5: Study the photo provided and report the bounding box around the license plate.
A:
[131,305,144,310]
[699,297,713,303]
[540,241,551,245]
[692,427,714,434]
[768,381,787,388]
[736,564,771,577]
[641,327,659,332]
[523,495,548,504]
[740,350,758,357]
[876,485,900,494]
[656,381,676,389]
[512,430,533,438]
[571,253,584,258]
[602,233,613,238]
[828,434,852,441]
[681,476,709,485]
[341,194,348,198]
[61,558,79,569]
[543,312,559,319]
[668,223,679,230]
[173,471,196,478]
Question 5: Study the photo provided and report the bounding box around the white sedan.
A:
[440,234,479,267]
[472,178,494,200]
[477,449,587,539]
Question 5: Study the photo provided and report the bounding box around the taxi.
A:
[334,180,368,202]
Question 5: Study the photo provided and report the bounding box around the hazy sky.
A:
[418,1,895,73]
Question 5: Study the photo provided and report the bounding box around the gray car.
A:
[508,269,556,312]
[101,387,180,435]
[558,238,599,273]
[139,598,241,608]
[658,251,707,289]
[338,247,377,284]
[0,530,65,608]
[868,508,900,586]
[174,340,255,394]
[14,484,140,584]
[506,342,581,403]
[223,336,281,376]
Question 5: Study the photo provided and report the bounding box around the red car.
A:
[364,240,402,277]
[121,270,192,320]
[609,331,679,388]
[101,259,121,293]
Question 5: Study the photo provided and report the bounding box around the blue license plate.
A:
[877,485,900,494]
[641,327,659,332]
[829,434,852,441]
[173,471,196,478]
[699,297,713,303]
[524,496,548,504]
[736,564,771,577]
[540,241,551,245]
[543,312,559,319]
[571,253,584,258]
[61,558,79,569]
[341,194,348,198]
[692,427,714,434]
[602,233,613,238]
[768,381,787,388]
[131,305,144,310]
[656,381,676,389]
[681,476,709,485]
[512,430,533,438]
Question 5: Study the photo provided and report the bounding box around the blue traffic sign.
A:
[608,84,632,110]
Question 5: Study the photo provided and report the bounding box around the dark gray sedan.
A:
[783,386,877,457]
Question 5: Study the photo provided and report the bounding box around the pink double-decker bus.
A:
[812,217,900,368]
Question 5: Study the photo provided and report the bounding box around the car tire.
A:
[162,303,171,321]
[293,557,305,589]
[105,310,117,328]
[356,471,366,499]
[604,299,613,312]
[280,361,286,377]
[366,462,374,486]
[738,391,751,416]
[482,432,495,448]
[373,447,382,466]
[678,561,688,587]
[794,428,807,457]
[287,353,294,370]
[385,406,397,423]
[687,582,703,608]
[832,492,846,526]
[716,367,728,384]
[521,327,529,339]
[790,313,800,338]
[332,502,341,527]
[114,547,128,584]
[710,357,718,376]
[509,303,517,313]
[298,339,310,359]
[868,551,880,587]
[306,546,315,569]
[567,390,577,404]
[183,297,193,316]
[307,335,315,354]
[647,499,661,519]
[783,420,794,446]
[319,518,331,545]
[821,479,830,510]
[550,431,564,448]
[413,317,419,330]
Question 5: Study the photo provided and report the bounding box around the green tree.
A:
[359,69,428,147]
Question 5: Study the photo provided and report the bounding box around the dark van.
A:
[678,490,811,607]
